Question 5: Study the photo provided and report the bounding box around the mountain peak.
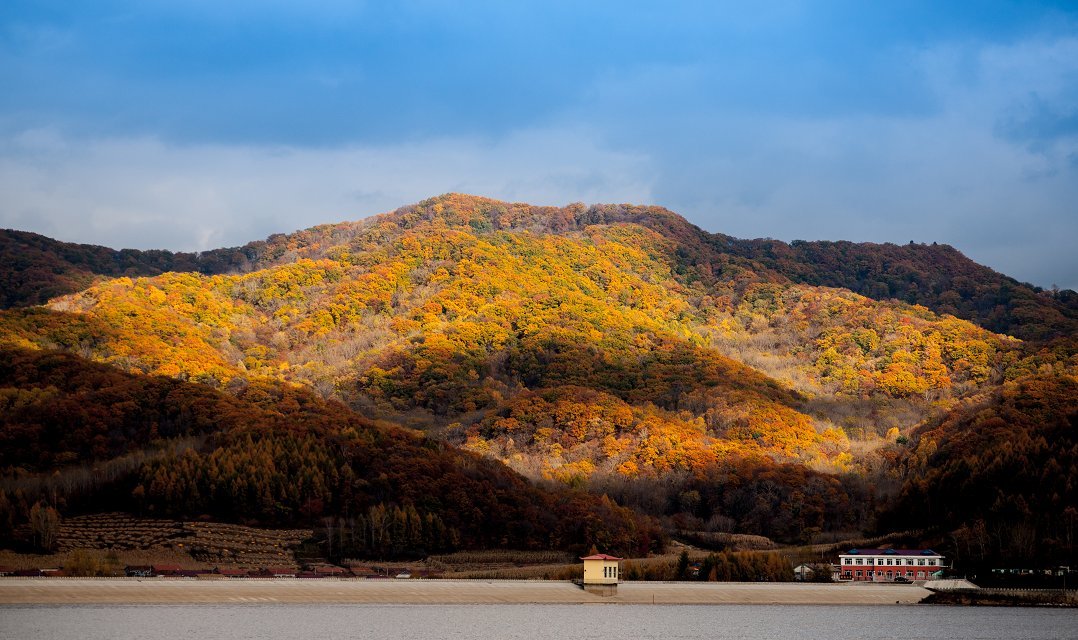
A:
[376,193,684,237]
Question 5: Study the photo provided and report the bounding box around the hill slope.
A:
[885,347,1078,565]
[1,196,1018,475]
[0,346,661,557]
[2,194,1075,561]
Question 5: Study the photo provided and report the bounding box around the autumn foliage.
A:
[886,363,1078,565]
[1,193,1075,563]
[0,347,661,556]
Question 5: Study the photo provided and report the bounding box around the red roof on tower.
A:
[580,554,622,561]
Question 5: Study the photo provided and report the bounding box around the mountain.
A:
[1,193,1075,564]
[1,196,1007,463]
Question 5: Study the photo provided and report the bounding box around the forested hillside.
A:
[884,338,1078,566]
[0,346,661,557]
[722,237,1078,341]
[1,196,1016,478]
[7,195,1074,342]
[0,225,322,309]
[1,193,1075,566]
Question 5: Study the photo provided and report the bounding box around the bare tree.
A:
[29,501,60,552]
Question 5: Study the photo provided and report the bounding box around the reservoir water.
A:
[2,604,1077,640]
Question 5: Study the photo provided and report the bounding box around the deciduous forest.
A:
[1,194,1075,566]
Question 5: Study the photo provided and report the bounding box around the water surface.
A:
[2,603,1077,640]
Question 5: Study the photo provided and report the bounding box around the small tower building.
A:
[581,553,622,596]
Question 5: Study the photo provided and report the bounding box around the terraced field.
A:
[56,514,186,551]
[55,514,311,568]
[184,521,310,568]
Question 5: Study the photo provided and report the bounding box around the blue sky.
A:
[2,1,1076,289]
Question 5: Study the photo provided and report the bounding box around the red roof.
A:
[580,554,622,561]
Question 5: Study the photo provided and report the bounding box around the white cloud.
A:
[0,126,654,251]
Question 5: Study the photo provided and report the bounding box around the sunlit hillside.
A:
[2,194,1075,563]
[2,196,1020,462]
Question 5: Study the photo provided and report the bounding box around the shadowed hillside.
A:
[0,346,662,557]
[884,339,1078,565]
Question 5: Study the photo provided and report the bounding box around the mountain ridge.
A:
[4,193,1074,341]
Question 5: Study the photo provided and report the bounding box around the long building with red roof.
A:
[836,548,945,582]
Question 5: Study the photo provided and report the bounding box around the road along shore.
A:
[0,579,930,605]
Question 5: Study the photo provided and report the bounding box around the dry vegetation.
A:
[772,530,928,566]
[672,532,776,551]
[20,513,311,570]
[424,549,577,579]
[0,547,197,572]
[56,513,186,551]
[183,521,310,568]
[421,547,794,582]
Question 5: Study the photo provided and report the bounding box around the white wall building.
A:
[836,548,945,581]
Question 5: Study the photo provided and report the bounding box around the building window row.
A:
[847,569,929,580]
[842,557,939,566]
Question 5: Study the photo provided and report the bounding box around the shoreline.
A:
[0,578,930,605]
